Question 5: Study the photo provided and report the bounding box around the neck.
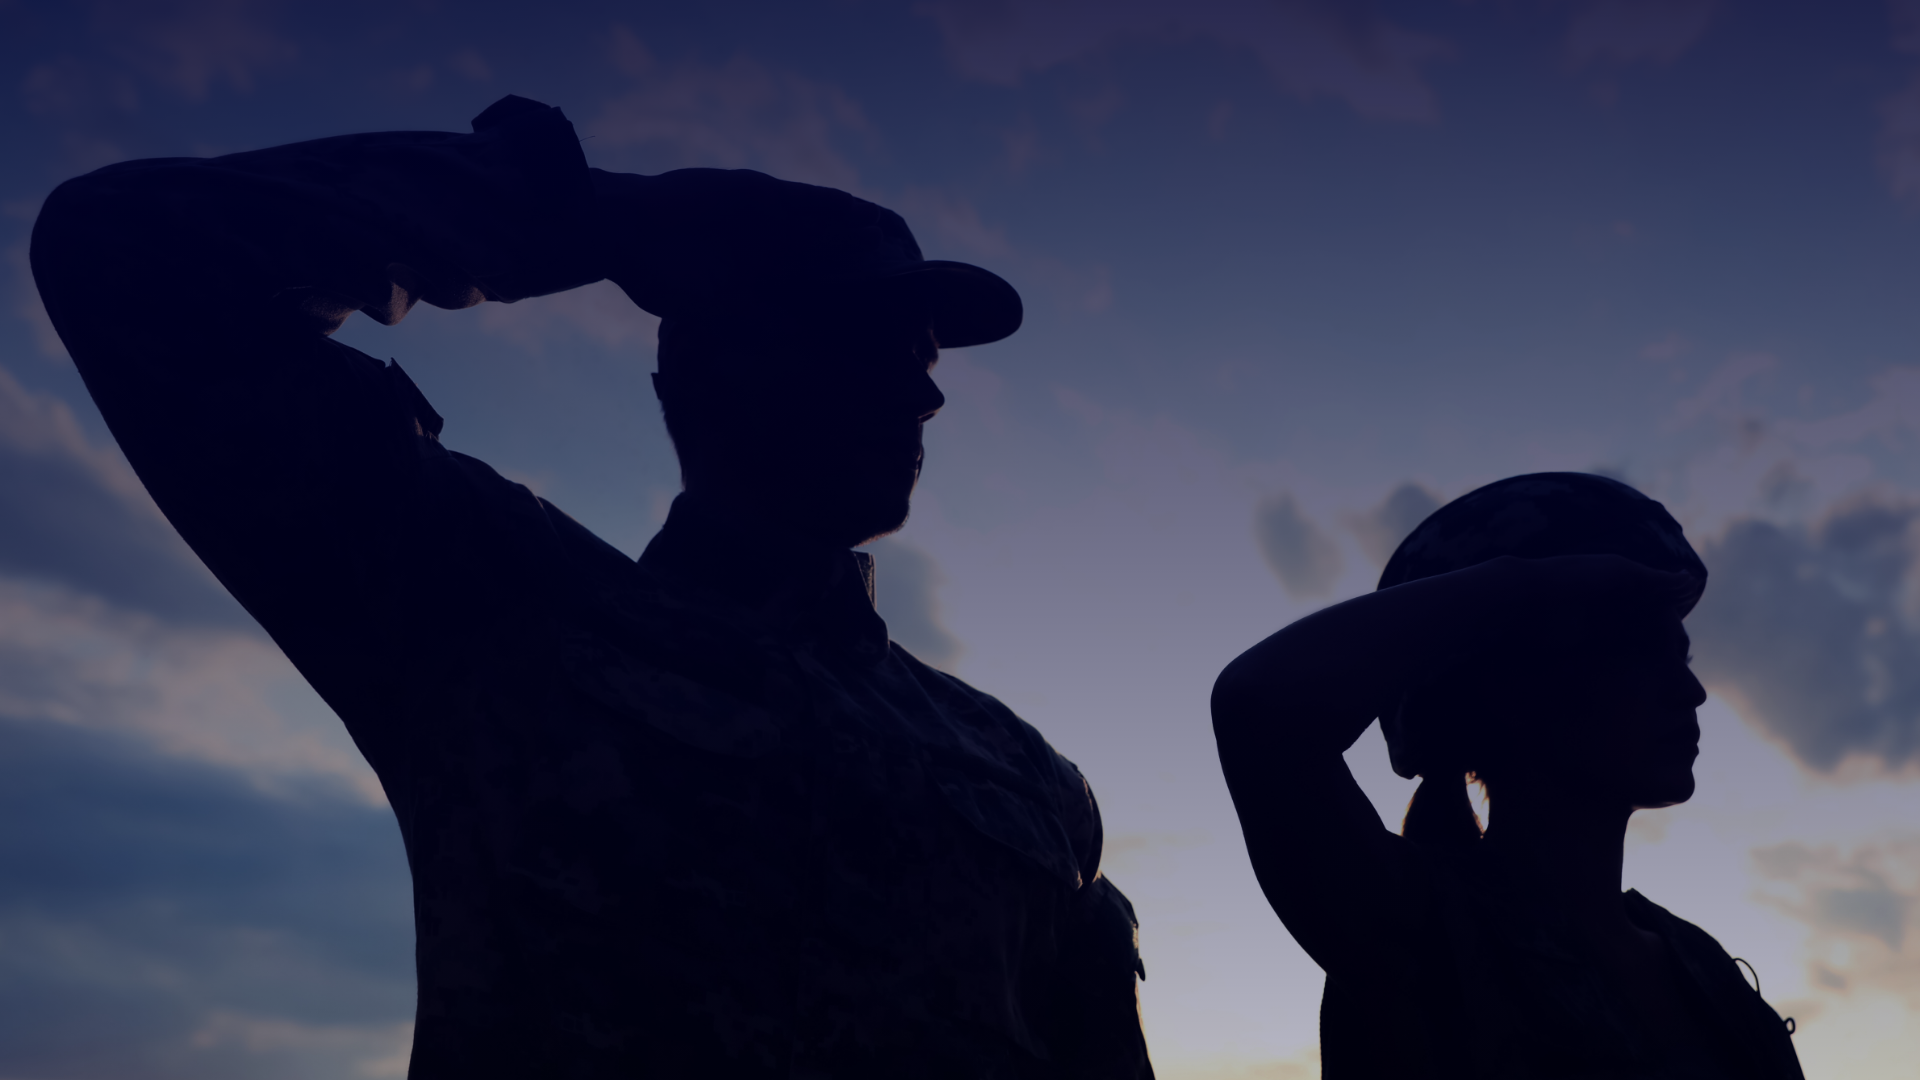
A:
[642,490,847,606]
[1481,779,1639,949]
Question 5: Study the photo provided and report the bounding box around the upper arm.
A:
[29,171,579,711]
[1213,688,1421,976]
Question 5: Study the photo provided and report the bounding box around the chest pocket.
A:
[842,653,1086,890]
[562,631,782,758]
[928,751,1084,889]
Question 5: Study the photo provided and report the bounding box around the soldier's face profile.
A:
[724,311,944,547]
[1500,611,1706,812]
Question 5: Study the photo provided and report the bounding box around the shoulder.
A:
[1627,890,1751,985]
[888,648,1060,764]
[1627,891,1807,1079]
[887,648,1105,885]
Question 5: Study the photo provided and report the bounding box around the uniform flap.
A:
[562,630,782,758]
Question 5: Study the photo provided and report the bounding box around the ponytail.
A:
[1401,771,1483,848]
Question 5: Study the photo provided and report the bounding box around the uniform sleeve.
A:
[1049,761,1155,1079]
[25,95,626,726]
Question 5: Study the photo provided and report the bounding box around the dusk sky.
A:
[8,0,1920,1076]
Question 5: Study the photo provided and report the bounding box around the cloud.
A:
[1779,367,1920,449]
[1880,73,1920,209]
[1671,351,1777,427]
[22,54,140,120]
[0,369,372,798]
[23,0,296,122]
[1895,0,1920,56]
[0,363,243,627]
[1254,493,1341,599]
[891,187,1113,314]
[1689,494,1920,772]
[584,26,871,190]
[867,538,965,670]
[1566,0,1719,69]
[917,0,1450,123]
[1346,481,1442,568]
[0,715,412,1080]
[1883,2,1920,207]
[892,188,1017,263]
[578,30,1101,323]
[92,0,297,101]
[447,48,491,84]
[0,576,382,802]
[1755,840,1915,951]
[1754,836,1920,1006]
[7,239,67,361]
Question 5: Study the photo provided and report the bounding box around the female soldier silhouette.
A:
[1211,473,1804,1079]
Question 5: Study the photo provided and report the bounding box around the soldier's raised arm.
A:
[28,96,641,725]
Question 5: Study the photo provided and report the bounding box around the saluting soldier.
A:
[31,94,1152,1080]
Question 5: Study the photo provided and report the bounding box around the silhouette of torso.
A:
[1320,845,1802,1079]
[29,98,1149,1078]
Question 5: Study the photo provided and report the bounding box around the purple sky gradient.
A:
[8,1,1920,1075]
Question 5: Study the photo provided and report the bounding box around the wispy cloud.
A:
[6,236,66,361]
[1253,493,1341,599]
[1753,835,1920,1035]
[1879,74,1920,208]
[893,186,1111,315]
[1880,1,1920,207]
[0,363,377,799]
[92,0,296,101]
[1344,481,1442,569]
[1566,0,1720,69]
[917,0,1451,123]
[585,26,872,190]
[0,362,240,626]
[0,576,380,802]
[866,538,965,670]
[22,0,295,122]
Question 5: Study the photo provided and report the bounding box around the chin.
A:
[806,491,911,549]
[849,503,913,547]
[1628,769,1696,810]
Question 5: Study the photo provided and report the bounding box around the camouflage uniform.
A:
[30,97,1151,1079]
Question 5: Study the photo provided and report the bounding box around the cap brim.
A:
[875,260,1023,349]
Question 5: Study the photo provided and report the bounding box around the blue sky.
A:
[9,0,1920,1075]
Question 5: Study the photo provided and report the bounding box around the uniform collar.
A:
[637,493,889,657]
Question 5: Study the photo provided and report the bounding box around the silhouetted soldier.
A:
[1212,474,1803,1079]
[31,95,1151,1079]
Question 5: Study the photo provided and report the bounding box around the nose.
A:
[913,370,945,423]
[1681,669,1707,710]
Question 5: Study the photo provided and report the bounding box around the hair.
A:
[1391,677,1497,849]
[1401,770,1487,847]
[1378,472,1707,849]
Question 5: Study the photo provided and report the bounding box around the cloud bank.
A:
[0,715,412,1080]
[1691,495,1920,773]
[0,365,242,628]
[1755,835,1920,1012]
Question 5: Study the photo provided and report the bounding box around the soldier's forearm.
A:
[30,95,601,395]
